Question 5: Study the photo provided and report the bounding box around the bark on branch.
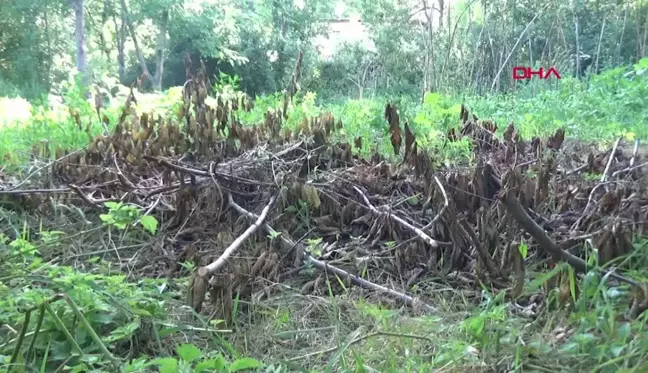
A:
[197,195,277,278]
[500,191,641,288]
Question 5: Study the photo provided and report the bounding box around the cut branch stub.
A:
[385,104,401,156]
[404,121,416,162]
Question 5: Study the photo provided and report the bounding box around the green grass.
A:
[2,214,647,372]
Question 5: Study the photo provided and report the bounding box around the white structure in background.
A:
[310,0,459,61]
[313,1,375,61]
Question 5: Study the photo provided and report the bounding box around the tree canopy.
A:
[1,0,646,101]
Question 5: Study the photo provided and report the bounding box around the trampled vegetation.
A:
[2,0,648,372]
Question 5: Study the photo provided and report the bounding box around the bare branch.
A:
[353,186,440,248]
[197,195,277,278]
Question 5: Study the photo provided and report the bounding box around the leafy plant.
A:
[122,343,265,373]
[99,202,158,234]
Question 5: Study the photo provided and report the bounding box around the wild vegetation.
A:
[2,0,648,372]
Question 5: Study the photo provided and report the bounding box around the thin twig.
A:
[612,161,648,178]
[8,150,81,191]
[420,176,449,231]
[113,153,137,189]
[458,219,502,278]
[353,185,440,248]
[69,184,114,206]
[601,137,622,184]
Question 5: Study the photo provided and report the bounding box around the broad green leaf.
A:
[139,215,159,234]
[153,357,178,373]
[158,326,181,338]
[104,201,121,210]
[229,357,264,372]
[407,195,419,205]
[518,242,528,259]
[448,103,462,115]
[568,266,577,303]
[176,343,202,363]
[195,356,227,373]
[284,205,298,213]
[131,307,152,317]
[424,92,441,106]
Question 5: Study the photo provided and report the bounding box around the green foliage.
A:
[0,228,166,371]
[100,201,158,235]
[3,58,648,172]
[122,343,265,373]
[467,62,648,142]
[213,72,241,96]
[1,0,647,102]
[0,214,275,372]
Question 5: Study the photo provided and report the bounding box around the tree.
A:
[69,0,89,87]
[119,0,171,91]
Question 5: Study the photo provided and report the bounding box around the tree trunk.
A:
[573,3,581,78]
[119,0,167,91]
[70,0,88,86]
[100,0,110,61]
[152,10,169,91]
[641,7,648,58]
[121,0,151,79]
[114,7,126,83]
[44,5,53,86]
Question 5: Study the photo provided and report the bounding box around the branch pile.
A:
[2,63,648,322]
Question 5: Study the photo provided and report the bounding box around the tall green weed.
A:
[1,59,647,170]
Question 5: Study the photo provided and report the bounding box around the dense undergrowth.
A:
[2,58,648,171]
[1,60,648,373]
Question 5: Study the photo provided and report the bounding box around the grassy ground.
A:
[2,223,646,372]
[1,61,648,372]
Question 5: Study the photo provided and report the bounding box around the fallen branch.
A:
[227,194,437,313]
[353,185,440,248]
[197,194,277,278]
[0,181,119,195]
[286,330,433,362]
[612,161,648,178]
[601,137,621,184]
[630,139,640,168]
[304,254,436,312]
[500,191,641,289]
[420,176,449,231]
[144,154,274,186]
